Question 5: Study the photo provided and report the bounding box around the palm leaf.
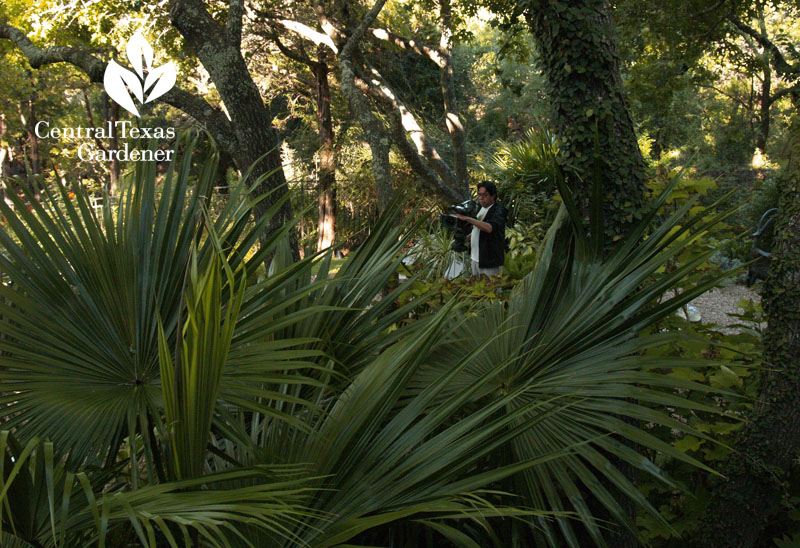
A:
[0,431,323,548]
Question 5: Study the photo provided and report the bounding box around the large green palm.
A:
[0,138,733,547]
[414,179,738,546]
[0,134,297,467]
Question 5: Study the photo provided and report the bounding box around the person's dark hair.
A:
[477,180,497,198]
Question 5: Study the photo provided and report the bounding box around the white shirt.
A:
[470,205,491,262]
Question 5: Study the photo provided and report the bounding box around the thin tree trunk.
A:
[696,116,800,548]
[439,0,468,196]
[216,149,234,194]
[18,94,40,198]
[0,114,8,204]
[107,98,120,195]
[758,67,771,154]
[756,9,771,155]
[315,47,336,251]
[85,91,120,196]
[265,34,337,249]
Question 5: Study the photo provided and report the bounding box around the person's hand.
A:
[453,213,468,221]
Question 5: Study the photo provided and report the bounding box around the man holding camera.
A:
[454,181,507,277]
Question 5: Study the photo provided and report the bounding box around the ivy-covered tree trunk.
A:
[696,116,800,548]
[523,0,647,241]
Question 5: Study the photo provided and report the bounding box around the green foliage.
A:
[636,305,763,545]
[0,134,280,465]
[6,0,800,541]
[3,136,538,545]
[397,272,512,319]
[0,132,757,547]
[158,241,246,481]
[740,173,781,252]
[775,533,800,548]
[645,167,747,281]
[631,157,773,548]
[489,124,560,226]
[503,220,542,278]
[403,218,469,281]
[464,21,550,149]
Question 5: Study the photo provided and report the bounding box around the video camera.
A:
[440,199,479,252]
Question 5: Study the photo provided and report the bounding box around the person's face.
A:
[477,187,495,208]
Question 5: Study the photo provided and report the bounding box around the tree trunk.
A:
[696,116,800,548]
[756,9,771,155]
[265,35,337,249]
[18,94,40,198]
[439,0,468,197]
[87,92,120,196]
[216,149,234,194]
[315,48,336,251]
[106,98,121,195]
[524,0,647,241]
[341,59,393,210]
[523,4,646,546]
[757,66,771,154]
[0,114,8,204]
[336,0,393,211]
[169,0,298,259]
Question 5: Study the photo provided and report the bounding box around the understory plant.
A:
[404,219,469,281]
[635,303,763,546]
[489,123,560,227]
[0,135,742,547]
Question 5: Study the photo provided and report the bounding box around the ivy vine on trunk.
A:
[521,0,647,242]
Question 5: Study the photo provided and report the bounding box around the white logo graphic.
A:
[104,33,177,117]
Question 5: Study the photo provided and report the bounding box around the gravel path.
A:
[687,283,761,332]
